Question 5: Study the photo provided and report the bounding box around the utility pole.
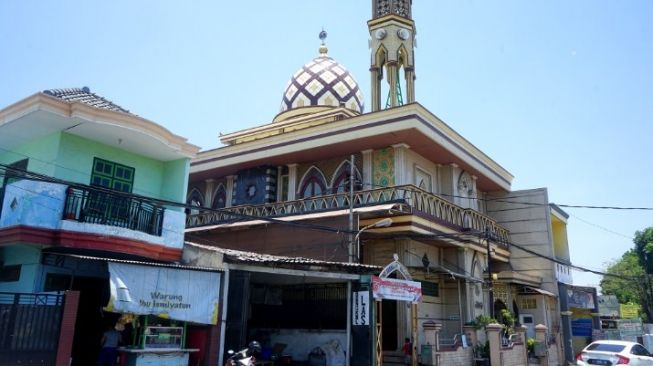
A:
[486,227,494,319]
[346,154,355,366]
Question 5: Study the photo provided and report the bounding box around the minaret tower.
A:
[368,0,416,111]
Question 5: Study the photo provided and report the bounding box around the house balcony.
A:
[63,186,164,236]
[555,261,573,285]
[187,184,510,249]
[0,179,186,258]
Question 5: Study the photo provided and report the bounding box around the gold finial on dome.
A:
[318,29,328,55]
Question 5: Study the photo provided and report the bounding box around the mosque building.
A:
[185,1,576,364]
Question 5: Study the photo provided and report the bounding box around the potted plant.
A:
[474,341,490,366]
[469,315,497,365]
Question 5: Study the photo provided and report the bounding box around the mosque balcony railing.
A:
[187,184,509,247]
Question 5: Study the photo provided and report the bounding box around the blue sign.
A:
[571,318,593,337]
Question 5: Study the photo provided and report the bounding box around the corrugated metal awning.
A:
[520,286,557,297]
[57,253,223,272]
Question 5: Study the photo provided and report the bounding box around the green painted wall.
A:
[1,131,190,202]
[55,133,169,198]
[0,246,41,292]
[161,158,191,205]
[0,132,61,177]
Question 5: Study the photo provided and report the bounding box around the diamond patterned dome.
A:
[280,50,364,115]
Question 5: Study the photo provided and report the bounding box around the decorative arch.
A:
[330,160,363,194]
[186,188,204,207]
[375,45,388,71]
[212,183,227,209]
[397,44,409,69]
[298,166,328,199]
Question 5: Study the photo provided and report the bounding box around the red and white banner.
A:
[372,275,422,303]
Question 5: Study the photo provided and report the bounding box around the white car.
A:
[576,340,653,365]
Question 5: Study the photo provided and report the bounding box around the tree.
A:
[634,227,653,273]
[602,227,653,322]
[601,250,644,303]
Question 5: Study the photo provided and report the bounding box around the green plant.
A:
[526,337,536,355]
[499,309,516,335]
[475,340,490,358]
[472,315,498,330]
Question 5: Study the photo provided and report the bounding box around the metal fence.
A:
[0,292,64,366]
[63,186,165,236]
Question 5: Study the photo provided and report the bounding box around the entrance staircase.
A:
[382,351,406,366]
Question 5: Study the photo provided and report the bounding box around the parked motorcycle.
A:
[225,341,262,366]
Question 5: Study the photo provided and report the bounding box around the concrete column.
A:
[370,67,380,112]
[463,324,477,349]
[516,325,528,366]
[287,164,297,201]
[423,321,437,346]
[405,67,415,104]
[225,175,235,207]
[470,175,478,210]
[535,324,548,366]
[55,291,80,366]
[204,179,215,207]
[361,149,373,190]
[392,143,410,186]
[422,321,437,366]
[486,323,502,366]
[387,62,398,108]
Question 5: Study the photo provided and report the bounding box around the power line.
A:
[569,213,634,240]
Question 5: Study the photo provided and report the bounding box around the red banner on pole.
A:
[372,275,422,303]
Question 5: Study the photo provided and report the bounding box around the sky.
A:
[1,0,652,288]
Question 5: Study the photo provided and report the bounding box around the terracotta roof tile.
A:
[43,87,131,114]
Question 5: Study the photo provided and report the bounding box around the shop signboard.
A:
[372,275,422,303]
[620,303,640,319]
[568,287,595,309]
[571,318,592,337]
[352,291,369,325]
[106,262,221,325]
[598,295,620,317]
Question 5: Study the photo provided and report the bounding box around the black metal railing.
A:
[187,184,509,247]
[63,186,164,236]
[0,292,64,366]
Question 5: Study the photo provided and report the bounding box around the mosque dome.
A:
[276,31,364,121]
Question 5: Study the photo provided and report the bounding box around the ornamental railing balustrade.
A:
[63,186,164,236]
[186,184,509,247]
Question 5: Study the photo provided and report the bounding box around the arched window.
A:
[187,188,204,207]
[212,184,226,209]
[331,161,362,194]
[298,167,327,199]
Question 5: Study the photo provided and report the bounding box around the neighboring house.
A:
[183,1,570,366]
[487,189,579,364]
[0,87,211,366]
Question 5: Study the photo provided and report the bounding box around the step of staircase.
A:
[382,351,406,366]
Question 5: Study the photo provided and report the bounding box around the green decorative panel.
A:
[417,280,439,297]
[373,148,394,187]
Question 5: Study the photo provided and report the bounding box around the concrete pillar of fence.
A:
[463,324,477,349]
[486,323,503,366]
[535,324,549,366]
[55,290,80,366]
[516,325,528,365]
[422,321,438,365]
[423,321,438,346]
[422,321,441,365]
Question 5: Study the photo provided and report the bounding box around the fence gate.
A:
[0,292,64,366]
